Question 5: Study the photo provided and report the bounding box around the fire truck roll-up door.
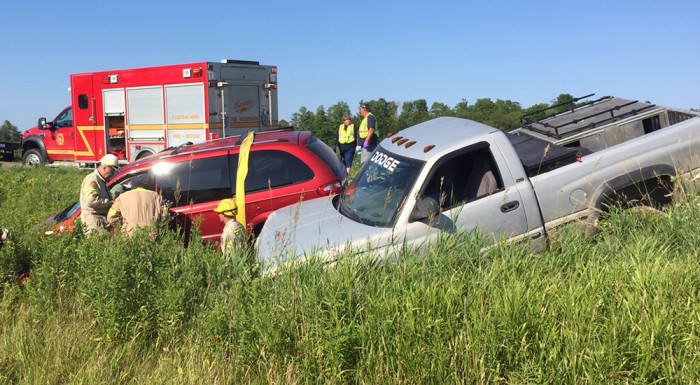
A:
[165,83,206,147]
[126,86,166,160]
[103,89,126,160]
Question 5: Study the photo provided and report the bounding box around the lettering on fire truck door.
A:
[165,84,206,147]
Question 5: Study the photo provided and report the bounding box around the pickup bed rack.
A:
[521,95,658,140]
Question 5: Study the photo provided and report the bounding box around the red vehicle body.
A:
[46,129,347,244]
[22,60,278,166]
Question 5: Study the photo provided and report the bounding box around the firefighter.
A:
[334,114,356,175]
[79,154,119,234]
[107,178,168,237]
[213,198,247,259]
[357,103,378,163]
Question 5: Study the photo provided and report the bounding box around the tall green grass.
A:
[1,166,700,383]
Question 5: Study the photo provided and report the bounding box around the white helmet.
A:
[100,154,119,169]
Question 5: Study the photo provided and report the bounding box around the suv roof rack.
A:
[170,141,193,155]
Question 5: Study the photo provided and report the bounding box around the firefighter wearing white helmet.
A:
[79,154,119,234]
[213,198,247,258]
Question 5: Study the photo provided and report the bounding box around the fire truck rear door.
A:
[224,85,260,137]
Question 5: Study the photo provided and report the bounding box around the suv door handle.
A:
[500,200,520,213]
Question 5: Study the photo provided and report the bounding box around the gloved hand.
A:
[363,140,369,149]
[355,145,362,153]
[331,144,337,153]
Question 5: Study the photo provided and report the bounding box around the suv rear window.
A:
[305,136,345,180]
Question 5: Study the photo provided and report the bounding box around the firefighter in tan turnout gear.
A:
[79,154,119,234]
[107,179,168,237]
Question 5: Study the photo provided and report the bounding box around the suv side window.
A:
[110,172,154,200]
[229,150,314,193]
[153,155,232,206]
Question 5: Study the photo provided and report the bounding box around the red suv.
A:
[46,129,347,243]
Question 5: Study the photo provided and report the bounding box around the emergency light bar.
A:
[182,68,203,78]
[102,75,118,84]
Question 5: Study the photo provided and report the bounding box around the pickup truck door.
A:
[406,144,530,248]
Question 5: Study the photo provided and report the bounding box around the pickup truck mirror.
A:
[38,117,48,130]
[410,197,440,222]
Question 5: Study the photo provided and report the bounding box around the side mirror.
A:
[38,117,48,130]
[409,197,440,222]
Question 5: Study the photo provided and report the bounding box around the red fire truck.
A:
[21,59,278,166]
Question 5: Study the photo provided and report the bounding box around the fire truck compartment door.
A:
[127,87,165,141]
[165,84,206,147]
[103,89,125,116]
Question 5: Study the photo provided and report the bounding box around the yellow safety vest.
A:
[359,112,378,139]
[338,123,355,144]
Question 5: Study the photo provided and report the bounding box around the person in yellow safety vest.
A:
[357,103,378,163]
[213,198,247,261]
[79,154,119,234]
[333,114,357,175]
[107,179,168,237]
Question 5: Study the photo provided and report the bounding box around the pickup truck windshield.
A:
[338,147,424,227]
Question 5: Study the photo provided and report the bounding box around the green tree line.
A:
[0,120,21,143]
[283,94,583,145]
[3,96,696,147]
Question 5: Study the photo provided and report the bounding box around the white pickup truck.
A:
[256,97,700,265]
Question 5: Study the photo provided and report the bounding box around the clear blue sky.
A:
[2,0,699,131]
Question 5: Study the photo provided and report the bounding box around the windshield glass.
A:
[53,201,80,223]
[338,147,424,227]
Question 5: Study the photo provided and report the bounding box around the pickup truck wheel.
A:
[22,149,45,166]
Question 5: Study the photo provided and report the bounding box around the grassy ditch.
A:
[1,166,700,383]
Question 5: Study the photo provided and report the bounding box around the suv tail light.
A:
[318,182,342,196]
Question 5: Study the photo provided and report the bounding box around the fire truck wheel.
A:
[136,150,154,160]
[22,149,45,166]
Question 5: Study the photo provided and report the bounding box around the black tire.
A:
[22,149,45,166]
[2,152,13,162]
[136,150,154,160]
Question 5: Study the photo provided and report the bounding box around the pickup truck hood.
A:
[255,196,398,266]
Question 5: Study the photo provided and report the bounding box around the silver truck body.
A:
[256,103,700,266]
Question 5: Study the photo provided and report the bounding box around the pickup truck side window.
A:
[422,147,502,210]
